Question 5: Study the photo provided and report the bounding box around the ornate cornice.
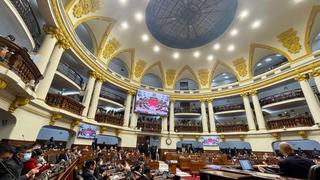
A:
[294,73,309,81]
[310,69,320,77]
[73,0,100,18]
[277,28,302,54]
[8,96,29,113]
[88,70,98,79]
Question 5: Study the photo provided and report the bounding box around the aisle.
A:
[158,161,196,179]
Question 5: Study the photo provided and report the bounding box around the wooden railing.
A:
[175,125,202,132]
[216,124,249,133]
[213,104,244,112]
[45,93,85,115]
[57,62,85,88]
[95,113,124,126]
[100,89,125,105]
[0,36,42,85]
[266,116,314,130]
[137,121,161,133]
[259,88,304,106]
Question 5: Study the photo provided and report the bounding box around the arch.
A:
[35,125,76,148]
[141,73,163,88]
[107,57,130,78]
[219,141,252,150]
[176,140,203,151]
[248,43,293,78]
[174,65,199,89]
[252,53,289,76]
[139,61,165,86]
[108,48,135,79]
[304,5,320,54]
[73,16,114,29]
[209,61,240,84]
[95,134,121,146]
[75,22,97,55]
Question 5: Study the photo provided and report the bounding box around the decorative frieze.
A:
[277,28,302,54]
[166,69,176,86]
[198,69,209,86]
[232,57,247,77]
[73,0,100,18]
[103,38,121,60]
[134,59,147,78]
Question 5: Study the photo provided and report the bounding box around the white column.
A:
[87,79,103,119]
[207,99,216,133]
[169,100,175,133]
[251,91,266,130]
[161,116,168,133]
[241,93,256,131]
[311,70,320,92]
[36,45,65,100]
[200,100,209,133]
[81,71,97,116]
[123,91,134,127]
[296,74,320,124]
[36,34,57,74]
[130,95,138,129]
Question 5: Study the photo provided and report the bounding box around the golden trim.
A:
[0,78,7,89]
[8,97,29,113]
[174,65,200,89]
[107,48,136,79]
[304,5,320,55]
[209,60,240,83]
[294,73,309,81]
[65,0,77,13]
[74,16,115,29]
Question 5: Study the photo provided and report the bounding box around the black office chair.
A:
[308,165,320,180]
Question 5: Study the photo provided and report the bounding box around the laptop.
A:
[239,160,254,171]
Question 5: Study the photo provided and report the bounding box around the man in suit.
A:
[258,142,315,179]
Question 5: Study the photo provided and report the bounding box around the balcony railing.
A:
[95,113,124,126]
[57,62,85,88]
[175,125,202,133]
[259,88,304,106]
[137,120,161,133]
[45,93,85,115]
[100,89,125,105]
[216,124,249,133]
[266,116,314,130]
[213,104,244,112]
[174,107,201,113]
[10,0,41,50]
[0,36,42,85]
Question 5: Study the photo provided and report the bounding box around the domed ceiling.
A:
[64,0,320,86]
[145,0,238,49]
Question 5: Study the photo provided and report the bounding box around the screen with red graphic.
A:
[78,123,97,139]
[135,90,170,116]
[201,136,220,146]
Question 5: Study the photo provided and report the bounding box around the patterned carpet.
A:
[158,161,200,180]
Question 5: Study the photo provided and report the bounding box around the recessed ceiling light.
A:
[141,34,149,42]
[265,57,272,62]
[239,10,249,19]
[293,0,304,4]
[224,76,229,79]
[121,21,129,30]
[257,63,262,67]
[230,29,238,36]
[276,54,282,57]
[207,55,214,61]
[135,12,143,22]
[153,45,160,52]
[227,44,235,52]
[251,20,262,29]
[173,52,180,59]
[119,0,128,5]
[193,51,200,58]
[213,43,221,50]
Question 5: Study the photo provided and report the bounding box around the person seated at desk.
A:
[258,142,315,179]
[82,160,98,180]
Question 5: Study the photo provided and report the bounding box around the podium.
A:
[167,160,178,174]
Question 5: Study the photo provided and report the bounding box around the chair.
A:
[308,165,320,180]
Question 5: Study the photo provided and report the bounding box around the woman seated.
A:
[22,149,51,176]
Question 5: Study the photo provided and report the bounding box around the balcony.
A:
[137,120,161,133]
[216,124,249,133]
[259,89,304,106]
[0,36,42,85]
[57,62,84,88]
[95,113,124,126]
[266,116,314,130]
[174,107,201,114]
[45,93,85,115]
[213,104,244,113]
[100,89,125,105]
[175,125,202,133]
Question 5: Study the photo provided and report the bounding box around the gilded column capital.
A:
[97,75,106,83]
[128,90,136,96]
[88,70,98,79]
[310,69,320,77]
[199,99,207,103]
[207,98,213,103]
[294,74,309,81]
[0,78,7,89]
[249,90,258,96]
[8,96,29,113]
[43,25,70,50]
[170,98,175,103]
[49,113,62,126]
[240,92,249,97]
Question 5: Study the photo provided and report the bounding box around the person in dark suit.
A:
[58,149,71,162]
[82,160,97,180]
[258,142,315,179]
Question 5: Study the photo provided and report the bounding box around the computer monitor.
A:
[239,160,253,171]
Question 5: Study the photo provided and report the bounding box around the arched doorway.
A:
[219,141,252,156]
[95,134,121,149]
[176,140,203,153]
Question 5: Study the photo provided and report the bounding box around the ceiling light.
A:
[135,12,143,22]
[251,20,262,29]
[119,0,128,5]
[293,0,304,4]
[141,34,149,42]
[193,51,200,58]
[173,52,180,59]
[121,21,129,30]
[227,44,235,52]
[213,43,221,50]
[230,29,238,36]
[153,45,160,52]
[207,55,214,61]
[239,10,249,19]
[222,73,227,76]
[265,57,272,62]
[276,54,282,57]
[224,76,229,79]
[257,63,262,67]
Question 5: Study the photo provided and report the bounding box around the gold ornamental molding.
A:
[70,119,81,129]
[294,73,309,81]
[103,38,121,60]
[88,70,99,79]
[232,57,248,77]
[297,131,308,139]
[271,132,281,140]
[73,0,100,18]
[310,69,320,77]
[43,25,70,49]
[0,78,7,89]
[277,28,302,54]
[166,69,176,86]
[49,113,62,126]
[198,69,209,86]
[239,134,245,141]
[206,98,213,103]
[219,135,226,142]
[128,90,136,96]
[134,59,147,78]
[8,96,29,113]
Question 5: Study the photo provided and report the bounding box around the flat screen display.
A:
[78,123,97,139]
[135,90,170,116]
[201,136,220,146]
